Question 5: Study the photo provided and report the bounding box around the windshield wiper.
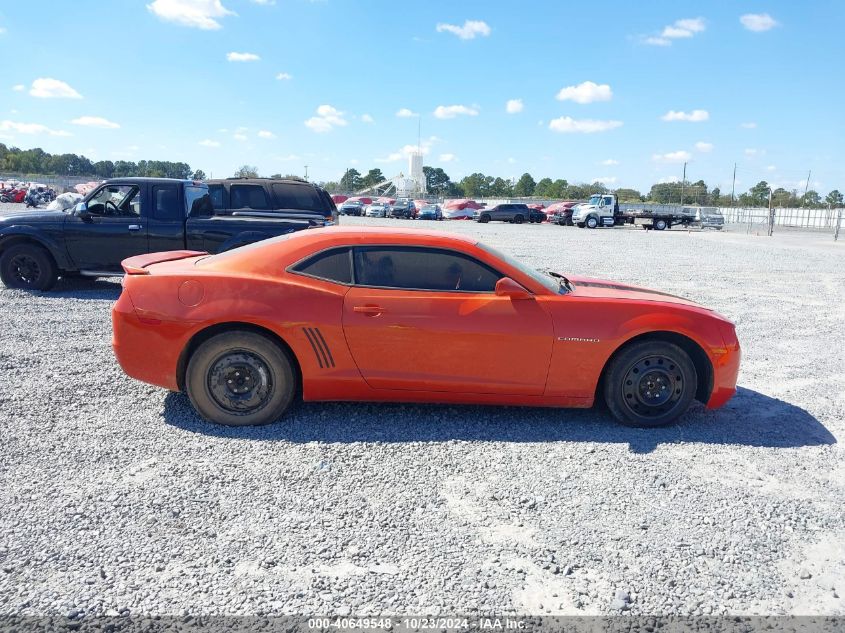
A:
[543,269,573,294]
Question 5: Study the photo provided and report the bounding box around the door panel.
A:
[342,287,554,395]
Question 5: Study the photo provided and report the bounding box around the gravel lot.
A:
[1,207,843,617]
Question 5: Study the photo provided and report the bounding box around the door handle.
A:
[353,305,385,316]
[128,224,143,231]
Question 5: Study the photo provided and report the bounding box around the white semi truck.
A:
[571,193,702,230]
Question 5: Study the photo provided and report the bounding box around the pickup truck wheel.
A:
[0,244,58,291]
[586,216,599,229]
[514,215,524,224]
[654,219,668,231]
[603,340,697,428]
[186,331,297,427]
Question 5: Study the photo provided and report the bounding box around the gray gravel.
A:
[1,209,843,617]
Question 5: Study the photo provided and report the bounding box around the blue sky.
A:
[1,0,843,195]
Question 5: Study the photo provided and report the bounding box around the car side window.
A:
[230,184,269,210]
[352,246,503,292]
[86,185,141,217]
[271,183,325,212]
[290,247,352,284]
[152,185,180,220]
[208,184,226,211]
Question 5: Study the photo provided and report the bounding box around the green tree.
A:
[566,183,593,200]
[234,165,259,178]
[339,168,362,191]
[192,169,207,180]
[460,173,493,198]
[359,168,386,191]
[803,190,821,207]
[749,181,770,206]
[422,166,453,195]
[534,178,554,197]
[615,188,642,202]
[549,179,568,198]
[93,160,115,179]
[825,190,843,206]
[513,172,536,197]
[710,187,721,206]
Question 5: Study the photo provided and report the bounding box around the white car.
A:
[365,202,389,217]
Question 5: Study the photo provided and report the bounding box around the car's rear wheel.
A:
[186,331,297,426]
[603,340,697,427]
[513,215,524,224]
[0,243,58,291]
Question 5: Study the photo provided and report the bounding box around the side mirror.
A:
[495,277,532,300]
[75,202,91,220]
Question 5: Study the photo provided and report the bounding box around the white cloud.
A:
[361,114,374,124]
[147,0,235,30]
[233,133,247,141]
[12,84,24,92]
[661,109,709,122]
[227,51,260,62]
[439,153,456,162]
[600,159,619,166]
[436,20,491,40]
[645,17,705,45]
[198,139,220,147]
[740,13,778,32]
[251,0,275,4]
[766,165,777,172]
[555,81,612,104]
[744,148,762,156]
[433,104,479,119]
[0,120,71,136]
[275,72,292,80]
[741,121,757,129]
[396,108,418,118]
[304,104,347,133]
[548,117,623,133]
[0,27,5,35]
[507,157,516,164]
[652,150,692,163]
[592,176,618,185]
[29,78,82,99]
[505,99,523,114]
[71,116,120,129]
[694,141,713,152]
[257,130,275,139]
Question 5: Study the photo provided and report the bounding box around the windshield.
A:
[476,242,564,294]
[588,195,602,205]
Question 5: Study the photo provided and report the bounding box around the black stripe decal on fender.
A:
[303,328,324,368]
[313,328,335,368]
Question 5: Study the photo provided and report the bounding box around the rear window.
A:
[230,184,269,210]
[290,247,352,284]
[272,183,327,212]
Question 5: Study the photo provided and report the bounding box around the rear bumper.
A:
[112,290,183,392]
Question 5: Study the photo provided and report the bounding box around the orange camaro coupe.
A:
[112,227,740,428]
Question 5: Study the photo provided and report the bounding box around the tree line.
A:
[3,144,842,208]
[0,144,205,181]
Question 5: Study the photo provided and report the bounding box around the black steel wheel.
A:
[0,244,58,291]
[479,214,490,223]
[603,340,697,427]
[186,331,297,426]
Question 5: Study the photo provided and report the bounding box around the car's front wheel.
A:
[0,243,58,291]
[586,216,598,229]
[603,340,698,427]
[186,331,297,426]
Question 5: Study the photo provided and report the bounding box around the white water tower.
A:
[409,152,426,194]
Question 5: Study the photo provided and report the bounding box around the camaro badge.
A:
[558,337,600,343]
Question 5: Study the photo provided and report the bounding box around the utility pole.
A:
[304,165,309,180]
[802,170,811,228]
[730,162,736,207]
[680,162,687,207]
[767,187,774,236]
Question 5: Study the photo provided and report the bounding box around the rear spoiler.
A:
[121,250,207,275]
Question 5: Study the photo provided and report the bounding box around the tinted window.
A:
[230,184,269,210]
[208,184,226,210]
[153,185,180,220]
[185,185,213,217]
[291,248,352,284]
[353,247,502,292]
[271,183,327,213]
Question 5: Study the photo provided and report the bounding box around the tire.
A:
[479,214,490,224]
[0,243,58,291]
[576,222,585,228]
[603,340,698,428]
[654,219,668,231]
[586,216,598,229]
[514,215,524,224]
[185,330,297,427]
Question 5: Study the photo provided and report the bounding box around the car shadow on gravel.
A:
[50,276,121,299]
[161,386,834,453]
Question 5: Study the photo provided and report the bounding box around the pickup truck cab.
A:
[0,177,326,291]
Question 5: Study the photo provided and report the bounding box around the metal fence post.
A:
[835,209,842,242]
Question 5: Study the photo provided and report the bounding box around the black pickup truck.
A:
[0,177,327,291]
